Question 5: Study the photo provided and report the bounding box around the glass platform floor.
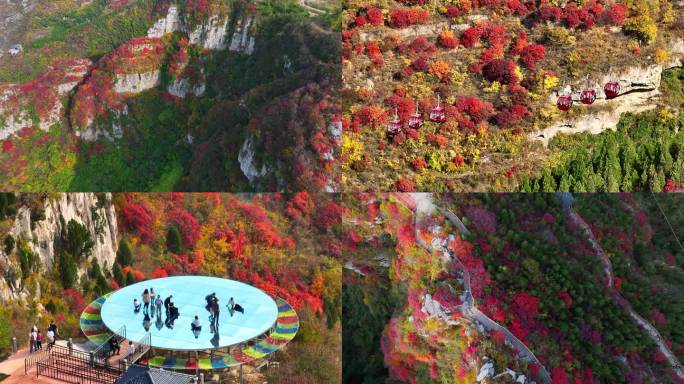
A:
[100,276,278,351]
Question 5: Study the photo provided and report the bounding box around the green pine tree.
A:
[113,262,125,286]
[60,254,78,289]
[126,271,136,286]
[166,226,182,254]
[116,239,133,266]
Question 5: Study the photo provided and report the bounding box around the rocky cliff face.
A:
[113,71,162,94]
[238,136,270,183]
[0,193,119,302]
[0,59,91,140]
[147,5,255,53]
[531,42,684,145]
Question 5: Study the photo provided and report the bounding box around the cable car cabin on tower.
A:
[429,95,446,123]
[408,100,423,130]
[387,108,402,138]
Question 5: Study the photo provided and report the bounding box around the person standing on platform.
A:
[227,297,235,317]
[154,294,163,318]
[149,288,156,317]
[164,295,173,317]
[142,289,151,315]
[210,299,220,332]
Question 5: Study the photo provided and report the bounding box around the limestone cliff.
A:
[531,41,684,145]
[0,59,91,140]
[147,5,256,54]
[0,193,119,302]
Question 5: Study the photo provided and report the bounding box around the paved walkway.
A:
[563,195,684,381]
[405,193,552,384]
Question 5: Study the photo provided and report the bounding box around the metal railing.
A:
[27,343,124,384]
[24,347,49,374]
[92,325,126,363]
[123,332,151,365]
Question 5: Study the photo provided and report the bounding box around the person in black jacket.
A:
[164,295,173,317]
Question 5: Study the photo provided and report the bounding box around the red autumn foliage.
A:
[395,178,416,192]
[513,291,540,318]
[456,96,495,123]
[426,133,448,148]
[120,201,155,243]
[552,367,569,384]
[122,266,145,282]
[412,157,428,171]
[460,25,483,48]
[389,8,430,28]
[168,208,201,248]
[520,44,546,69]
[438,31,459,49]
[315,201,344,231]
[63,289,86,313]
[285,192,315,220]
[538,2,563,23]
[357,105,388,127]
[151,267,169,278]
[491,331,506,344]
[605,3,628,26]
[367,6,384,26]
[445,2,471,18]
[482,59,519,84]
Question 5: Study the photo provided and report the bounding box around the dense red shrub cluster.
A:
[315,201,344,231]
[494,104,529,127]
[367,6,384,26]
[445,2,472,18]
[120,201,156,243]
[285,192,315,220]
[456,96,495,123]
[168,208,201,247]
[395,178,416,192]
[482,59,518,84]
[389,8,430,28]
[63,289,86,313]
[357,105,388,127]
[412,157,428,170]
[438,31,459,49]
[122,266,145,282]
[520,44,546,69]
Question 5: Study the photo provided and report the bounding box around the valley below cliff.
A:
[0,0,341,192]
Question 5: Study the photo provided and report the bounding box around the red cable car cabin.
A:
[557,95,572,111]
[387,109,402,138]
[604,81,620,99]
[407,100,422,130]
[429,95,446,123]
[580,88,596,105]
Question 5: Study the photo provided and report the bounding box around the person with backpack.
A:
[164,295,173,317]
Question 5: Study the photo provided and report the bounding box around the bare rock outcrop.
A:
[531,43,684,145]
[0,59,91,140]
[0,193,119,302]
